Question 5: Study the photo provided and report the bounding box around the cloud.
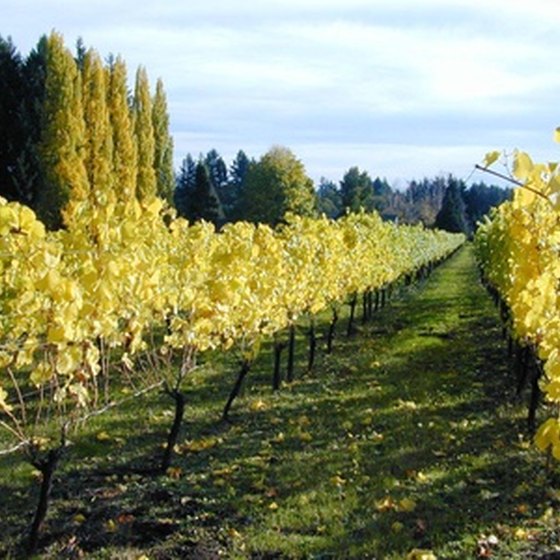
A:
[3,0,560,183]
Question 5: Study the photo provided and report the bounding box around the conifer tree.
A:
[174,153,196,217]
[434,177,471,235]
[107,56,137,202]
[0,36,26,203]
[14,35,48,208]
[133,66,156,200]
[36,31,89,229]
[81,48,113,207]
[152,78,174,203]
[190,161,221,224]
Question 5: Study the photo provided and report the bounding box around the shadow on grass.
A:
[0,246,554,559]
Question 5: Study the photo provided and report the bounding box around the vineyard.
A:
[1,238,559,559]
[2,30,560,560]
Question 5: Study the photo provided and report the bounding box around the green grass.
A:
[1,244,559,559]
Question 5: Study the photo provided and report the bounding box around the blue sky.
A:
[3,0,560,186]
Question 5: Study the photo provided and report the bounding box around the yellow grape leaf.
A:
[166,467,183,479]
[399,497,417,512]
[298,431,313,443]
[30,363,53,386]
[331,475,346,487]
[375,496,395,512]
[554,127,560,143]
[512,151,534,181]
[483,150,501,168]
[184,436,220,452]
[406,549,437,560]
[96,431,111,442]
[249,399,267,412]
[535,418,560,459]
[0,387,12,412]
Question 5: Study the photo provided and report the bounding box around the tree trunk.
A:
[347,294,357,337]
[222,359,252,422]
[308,319,317,371]
[327,307,338,354]
[515,345,530,397]
[528,361,541,434]
[374,289,380,312]
[361,291,368,324]
[27,445,64,554]
[273,336,285,391]
[161,389,186,473]
[286,324,296,383]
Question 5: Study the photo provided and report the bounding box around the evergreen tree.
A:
[14,35,48,207]
[0,36,26,203]
[36,31,89,229]
[317,177,342,218]
[340,166,374,213]
[107,56,137,203]
[464,182,512,228]
[190,161,221,223]
[205,149,228,192]
[133,66,156,200]
[152,78,174,203]
[434,177,470,235]
[174,153,196,217]
[241,146,316,225]
[75,37,87,71]
[226,149,251,220]
[82,48,113,207]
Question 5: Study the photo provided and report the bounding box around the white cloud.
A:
[3,0,560,183]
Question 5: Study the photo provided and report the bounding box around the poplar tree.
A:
[152,78,174,203]
[133,66,156,200]
[36,31,89,229]
[82,48,113,207]
[108,56,137,202]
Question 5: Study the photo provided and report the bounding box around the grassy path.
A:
[1,244,557,559]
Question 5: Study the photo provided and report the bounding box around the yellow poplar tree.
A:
[108,56,137,203]
[152,78,174,203]
[133,66,156,200]
[81,48,113,208]
[37,31,89,229]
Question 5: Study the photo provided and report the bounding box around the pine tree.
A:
[36,31,89,229]
[226,149,251,221]
[190,161,221,223]
[0,36,26,203]
[152,78,174,203]
[133,66,156,201]
[434,177,470,235]
[14,35,48,208]
[174,153,196,217]
[107,56,137,202]
[82,48,113,207]
[340,166,374,214]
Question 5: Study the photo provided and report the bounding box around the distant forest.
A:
[175,148,511,235]
[0,34,510,236]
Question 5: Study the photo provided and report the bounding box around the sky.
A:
[3,0,560,187]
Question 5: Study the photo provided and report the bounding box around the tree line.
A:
[0,33,174,229]
[175,146,511,234]
[0,33,509,234]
